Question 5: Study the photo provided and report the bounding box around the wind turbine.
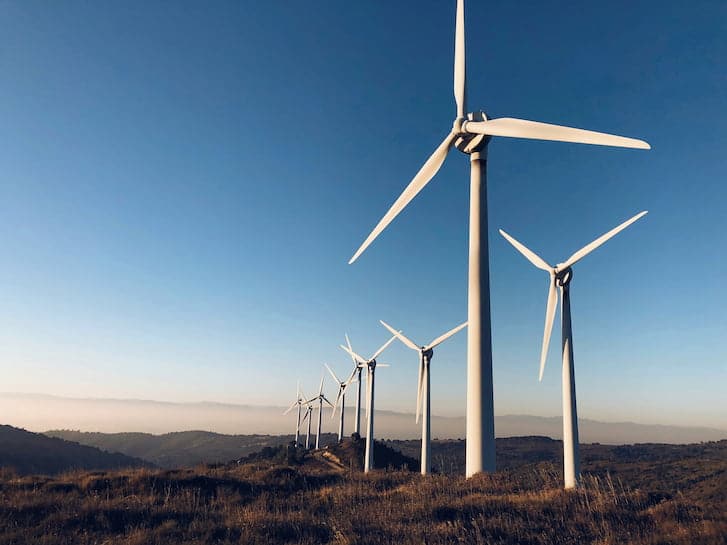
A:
[306,375,335,450]
[499,210,648,489]
[301,402,314,449]
[283,382,308,447]
[344,334,364,436]
[347,0,650,477]
[340,335,397,473]
[380,320,467,475]
[325,363,358,442]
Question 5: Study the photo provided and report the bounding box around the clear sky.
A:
[1,1,725,430]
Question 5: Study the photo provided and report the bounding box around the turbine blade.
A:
[415,356,424,424]
[370,334,398,361]
[375,363,390,367]
[283,400,298,415]
[499,229,552,271]
[465,117,651,149]
[322,395,335,408]
[340,344,367,365]
[454,0,466,117]
[324,363,341,385]
[319,375,325,396]
[344,334,359,366]
[301,409,310,423]
[344,365,358,386]
[539,272,558,381]
[559,211,648,270]
[425,321,468,350]
[349,131,456,264]
[380,320,419,351]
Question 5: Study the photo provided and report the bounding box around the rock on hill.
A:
[0,424,150,475]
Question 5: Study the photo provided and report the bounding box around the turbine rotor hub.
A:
[556,267,573,287]
[455,111,490,154]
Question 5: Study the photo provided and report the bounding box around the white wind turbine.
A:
[340,335,398,473]
[344,334,364,436]
[301,402,314,449]
[283,382,308,447]
[325,363,358,442]
[500,210,648,489]
[380,320,467,475]
[305,375,335,450]
[347,0,650,477]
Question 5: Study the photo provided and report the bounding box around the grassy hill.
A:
[0,425,150,475]
[0,442,725,544]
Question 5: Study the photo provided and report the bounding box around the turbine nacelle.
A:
[555,267,573,287]
[454,112,490,153]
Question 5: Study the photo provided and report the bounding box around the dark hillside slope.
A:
[0,425,150,475]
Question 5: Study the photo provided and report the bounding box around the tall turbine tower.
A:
[380,320,467,475]
[306,375,334,450]
[500,211,648,488]
[340,335,397,472]
[325,363,358,441]
[347,0,650,477]
[283,382,308,447]
[345,334,363,436]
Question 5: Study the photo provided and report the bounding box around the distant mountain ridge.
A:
[0,424,150,475]
[45,429,338,468]
[2,392,725,444]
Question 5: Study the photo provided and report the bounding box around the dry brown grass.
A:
[0,459,725,544]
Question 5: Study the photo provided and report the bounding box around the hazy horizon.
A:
[2,392,725,445]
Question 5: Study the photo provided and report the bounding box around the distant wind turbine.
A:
[500,210,648,488]
[340,335,398,472]
[347,0,650,477]
[380,320,467,474]
[283,382,308,447]
[305,375,334,450]
[325,363,358,442]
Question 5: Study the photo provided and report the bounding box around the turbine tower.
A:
[500,211,648,488]
[325,363,358,441]
[347,0,650,477]
[305,375,334,450]
[283,382,308,447]
[345,334,364,436]
[340,335,397,472]
[380,320,467,475]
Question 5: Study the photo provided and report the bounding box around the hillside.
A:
[0,449,725,544]
[0,425,150,475]
[387,436,727,475]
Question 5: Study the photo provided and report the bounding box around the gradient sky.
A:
[1,1,725,430]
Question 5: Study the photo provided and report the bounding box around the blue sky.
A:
[0,1,725,429]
